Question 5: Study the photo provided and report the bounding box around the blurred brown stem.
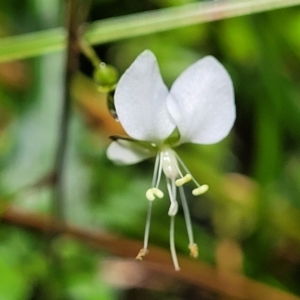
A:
[1,206,299,300]
[53,0,82,222]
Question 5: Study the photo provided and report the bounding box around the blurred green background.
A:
[1,0,300,299]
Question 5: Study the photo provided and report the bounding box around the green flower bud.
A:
[93,62,119,93]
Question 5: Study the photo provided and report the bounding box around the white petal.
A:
[167,56,235,144]
[114,50,175,142]
[107,141,154,165]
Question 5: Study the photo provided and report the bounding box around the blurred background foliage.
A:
[1,0,300,299]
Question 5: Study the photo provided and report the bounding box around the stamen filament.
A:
[151,154,160,187]
[155,152,163,188]
[170,215,180,271]
[139,153,164,262]
[136,200,152,261]
[179,186,195,249]
[143,200,152,251]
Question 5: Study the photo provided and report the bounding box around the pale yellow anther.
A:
[136,248,148,260]
[153,188,164,198]
[192,184,209,196]
[146,188,164,201]
[175,174,192,186]
[189,243,199,258]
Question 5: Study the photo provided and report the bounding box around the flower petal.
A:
[114,50,175,142]
[107,141,154,165]
[167,56,235,144]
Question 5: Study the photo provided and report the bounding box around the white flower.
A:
[107,50,235,270]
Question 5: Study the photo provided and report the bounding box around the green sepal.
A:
[164,127,180,146]
[106,91,118,120]
[110,135,158,152]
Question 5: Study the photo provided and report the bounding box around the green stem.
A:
[79,39,101,67]
[1,0,300,63]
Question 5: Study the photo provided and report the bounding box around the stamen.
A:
[179,185,195,250]
[175,174,192,186]
[140,154,164,262]
[173,152,208,189]
[142,148,207,270]
[136,248,148,260]
[188,243,199,258]
[170,216,180,271]
[151,154,161,187]
[146,187,164,201]
[136,154,164,260]
[192,184,209,196]
[155,153,163,188]
[142,201,153,253]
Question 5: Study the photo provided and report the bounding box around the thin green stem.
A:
[1,0,300,63]
[79,39,101,67]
